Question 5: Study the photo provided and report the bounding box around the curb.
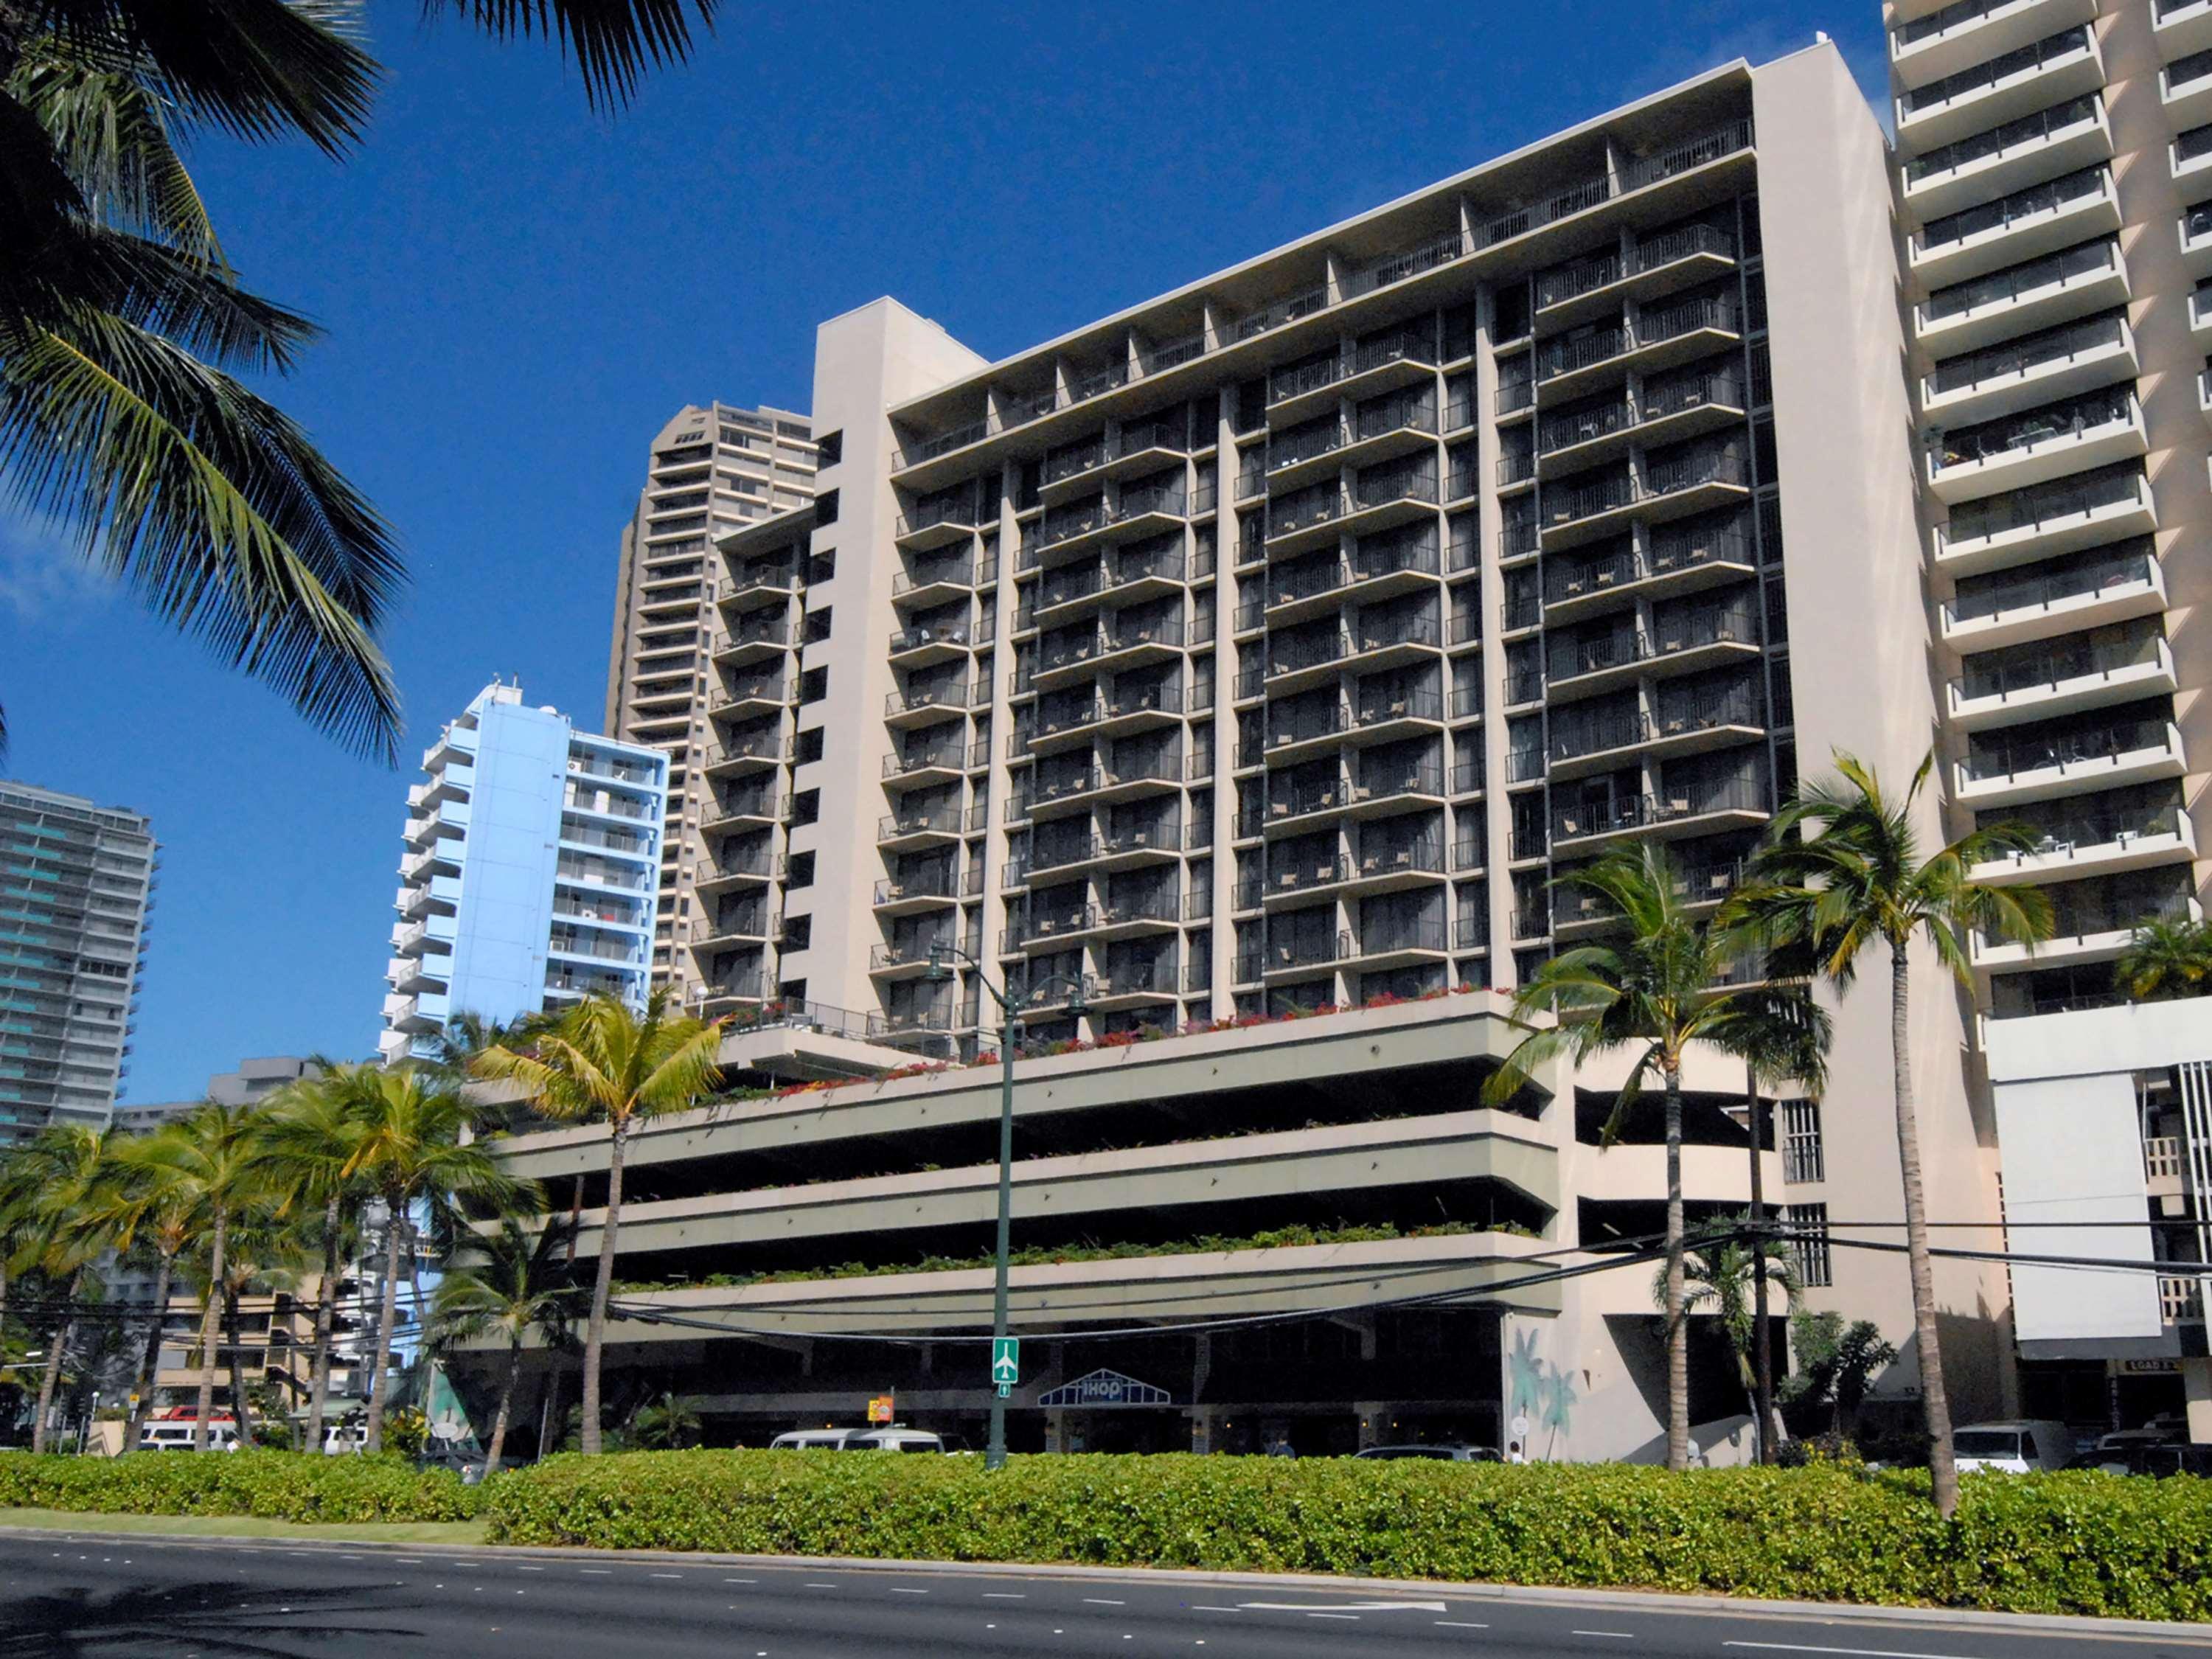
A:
[5,1525,2209,1640]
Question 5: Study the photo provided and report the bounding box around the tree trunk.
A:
[31,1268,81,1455]
[1747,1065,1776,1464]
[223,1284,256,1449]
[124,1249,176,1455]
[1663,1062,1689,1473]
[486,1340,522,1478]
[364,1204,405,1453]
[581,1116,631,1456]
[1891,945,1958,1517]
[192,1210,228,1453]
[538,1366,564,1459]
[303,1195,344,1458]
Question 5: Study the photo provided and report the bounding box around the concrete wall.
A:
[1753,44,2013,1422]
[448,699,568,1026]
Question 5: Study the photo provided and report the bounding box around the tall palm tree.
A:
[158,1103,274,1450]
[473,992,723,1454]
[1652,1222,1804,1437]
[93,1125,209,1453]
[1742,751,2051,1517]
[1482,842,1825,1472]
[338,1067,525,1453]
[2113,914,2212,1002]
[257,1067,369,1458]
[0,0,714,762]
[7,1124,116,1452]
[425,1216,581,1477]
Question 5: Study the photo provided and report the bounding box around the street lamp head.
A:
[924,942,952,984]
[1066,978,1088,1019]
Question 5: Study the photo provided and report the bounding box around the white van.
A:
[768,1427,947,1453]
[1952,1420,2073,1474]
[138,1422,240,1453]
[768,1428,855,1450]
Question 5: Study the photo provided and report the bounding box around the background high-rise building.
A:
[381,681,669,1063]
[1884,0,2212,1427]
[605,403,818,1004]
[0,781,156,1144]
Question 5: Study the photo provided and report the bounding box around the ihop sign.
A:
[1037,1368,1172,1408]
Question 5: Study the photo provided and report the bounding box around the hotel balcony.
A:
[2161,0,2212,61]
[699,792,783,838]
[869,940,950,980]
[1012,689,1186,759]
[1021,550,1192,633]
[1545,605,1762,701]
[702,732,784,778]
[387,954,446,996]
[1924,392,2145,506]
[692,850,777,897]
[1534,293,1742,402]
[1260,846,1448,908]
[1540,447,1750,551]
[1264,391,1439,491]
[877,807,965,852]
[1008,898,1179,953]
[1920,311,2133,428]
[1259,547,1441,627]
[891,558,981,611]
[1548,699,1764,781]
[894,498,985,554]
[1340,763,1450,821]
[1913,237,2126,357]
[1020,482,1204,567]
[1265,473,1440,557]
[681,914,773,959]
[710,618,792,669]
[1969,800,2198,888]
[884,682,981,733]
[1933,464,2155,576]
[1551,781,1770,852]
[1893,21,2101,155]
[1536,370,1747,474]
[1532,222,1739,330]
[1947,635,2176,731]
[1972,893,2202,973]
[1346,687,1448,745]
[1039,416,1192,505]
[1008,829,1182,886]
[1341,917,1453,974]
[1259,928,1350,985]
[1891,0,2098,92]
[1266,331,1439,425]
[1909,166,2118,291]
[716,568,799,613]
[2168,44,2212,133]
[1902,93,2108,227]
[887,620,976,668]
[880,747,967,793]
[873,872,961,917]
[1015,759,1181,820]
[1084,957,1183,1009]
[1955,718,2187,808]
[1543,528,1757,622]
[706,676,790,723]
[1941,548,2164,651]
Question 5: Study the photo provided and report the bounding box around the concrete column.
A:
[2186,1358,2212,1445]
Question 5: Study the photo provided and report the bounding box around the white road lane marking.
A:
[1438,1621,1491,1630]
[579,1568,612,1575]
[516,1565,543,1572]
[982,1592,1026,1599]
[725,1577,757,1585]
[1573,1631,1637,1639]
[888,1587,928,1595]
[1084,1598,1125,1605]
[650,1572,684,1579]
[1239,1600,1448,1613]
[1725,1645,1986,1659]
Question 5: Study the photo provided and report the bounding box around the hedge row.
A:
[485,1451,2212,1621]
[0,1451,484,1524]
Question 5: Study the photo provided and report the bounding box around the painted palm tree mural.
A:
[1506,1326,1579,1459]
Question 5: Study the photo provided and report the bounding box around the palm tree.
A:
[1742,751,2051,1517]
[159,1103,274,1450]
[338,1067,526,1453]
[257,1068,369,1458]
[473,991,723,1454]
[425,1217,581,1478]
[1481,842,1823,1472]
[2113,914,2212,1002]
[94,1126,209,1454]
[1652,1222,1804,1436]
[6,1124,116,1452]
[0,0,713,762]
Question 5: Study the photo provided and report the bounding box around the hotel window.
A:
[1781,1097,1823,1183]
[1786,1203,1832,1287]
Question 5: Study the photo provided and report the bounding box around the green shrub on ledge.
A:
[0,1451,483,1524]
[486,1451,2212,1620]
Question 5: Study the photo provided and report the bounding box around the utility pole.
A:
[1747,1062,1773,1463]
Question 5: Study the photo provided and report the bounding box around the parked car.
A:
[321,1422,369,1455]
[2067,1441,2212,1478]
[2094,1426,2181,1456]
[139,1422,240,1453]
[1355,1444,1502,1462]
[1951,1420,2074,1474]
[768,1427,947,1453]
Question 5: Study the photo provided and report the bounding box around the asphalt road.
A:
[3,1531,2207,1659]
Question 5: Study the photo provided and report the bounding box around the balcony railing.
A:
[1917,165,2107,254]
[1899,24,2093,120]
[877,807,962,841]
[1952,554,2154,639]
[1980,799,2183,863]
[885,684,981,718]
[1353,687,1444,727]
[1963,714,2174,781]
[1927,310,2125,399]
[1932,389,2135,472]
[1907,95,2099,187]
[893,561,975,597]
[1940,462,2144,548]
[1952,631,2166,703]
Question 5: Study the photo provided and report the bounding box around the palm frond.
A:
[425,0,715,110]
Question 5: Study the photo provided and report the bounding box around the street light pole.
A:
[928,942,1085,1472]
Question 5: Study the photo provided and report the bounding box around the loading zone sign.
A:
[1037,1369,1172,1408]
[991,1337,1020,1397]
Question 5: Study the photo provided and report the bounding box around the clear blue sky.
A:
[0,1,1885,1102]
